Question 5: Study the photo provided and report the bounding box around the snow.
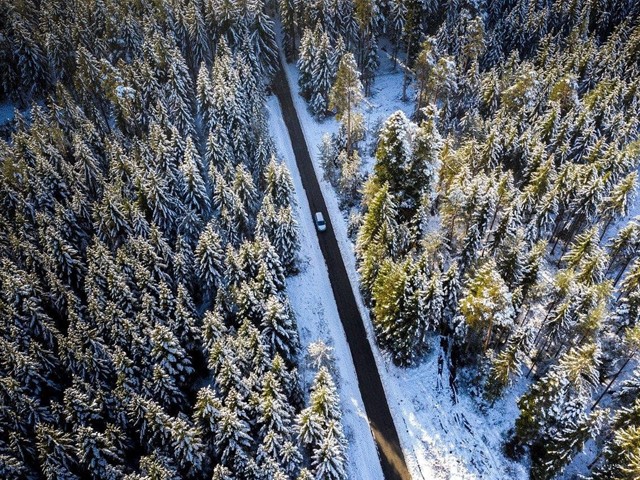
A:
[266,95,384,480]
[277,53,529,479]
[0,102,14,125]
[115,85,136,99]
[601,178,640,246]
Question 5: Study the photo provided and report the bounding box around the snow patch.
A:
[0,102,14,125]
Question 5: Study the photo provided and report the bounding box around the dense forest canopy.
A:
[0,0,349,479]
[2,0,640,478]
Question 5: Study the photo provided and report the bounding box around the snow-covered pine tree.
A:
[195,222,225,301]
[309,28,338,117]
[329,52,363,154]
[297,28,316,99]
[458,259,514,354]
[356,182,399,293]
[516,343,601,466]
[373,110,415,205]
[337,149,363,206]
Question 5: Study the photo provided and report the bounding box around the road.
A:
[272,60,412,480]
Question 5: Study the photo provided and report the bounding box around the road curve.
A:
[272,59,412,480]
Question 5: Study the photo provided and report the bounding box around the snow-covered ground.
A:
[0,102,14,125]
[266,95,384,480]
[276,54,529,479]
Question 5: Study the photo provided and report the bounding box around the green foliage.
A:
[459,260,514,353]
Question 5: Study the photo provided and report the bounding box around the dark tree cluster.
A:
[0,1,346,479]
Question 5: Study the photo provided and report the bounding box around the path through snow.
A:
[266,95,385,480]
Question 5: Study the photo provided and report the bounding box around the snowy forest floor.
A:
[269,51,531,479]
[0,102,13,124]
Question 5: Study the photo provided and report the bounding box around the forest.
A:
[0,0,349,479]
[289,0,640,478]
[1,0,640,479]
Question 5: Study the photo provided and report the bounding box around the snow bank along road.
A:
[272,60,412,480]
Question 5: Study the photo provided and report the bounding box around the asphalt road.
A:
[272,60,412,480]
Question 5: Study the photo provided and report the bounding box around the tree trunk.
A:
[614,255,634,287]
[599,216,613,243]
[527,335,551,379]
[591,355,633,410]
[483,317,494,353]
[346,88,352,155]
[401,33,413,102]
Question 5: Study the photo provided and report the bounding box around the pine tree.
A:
[36,423,80,480]
[150,324,194,387]
[329,52,363,153]
[280,0,297,61]
[538,409,605,480]
[374,111,415,202]
[260,296,299,363]
[458,260,514,354]
[264,157,296,209]
[168,416,205,476]
[197,62,215,132]
[233,163,258,215]
[298,29,316,99]
[297,366,346,478]
[372,258,410,361]
[414,38,437,114]
[215,405,253,472]
[309,29,338,117]
[356,182,399,292]
[484,328,529,401]
[180,137,210,219]
[591,399,640,480]
[408,113,442,206]
[337,149,363,206]
[361,33,379,96]
[599,171,637,240]
[311,432,347,480]
[76,425,125,479]
[195,222,225,300]
[516,343,601,458]
[249,0,279,78]
[561,225,601,269]
[607,220,640,282]
[256,196,300,273]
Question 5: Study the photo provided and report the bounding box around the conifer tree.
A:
[356,183,399,292]
[337,149,363,206]
[599,171,637,240]
[195,222,225,301]
[297,366,347,479]
[309,29,338,117]
[409,113,442,206]
[591,399,640,480]
[297,29,316,99]
[279,0,297,61]
[260,295,300,363]
[372,258,410,362]
[374,111,415,202]
[180,137,210,218]
[329,52,364,154]
[516,343,601,464]
[459,260,514,354]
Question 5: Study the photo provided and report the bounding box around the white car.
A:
[315,212,327,232]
